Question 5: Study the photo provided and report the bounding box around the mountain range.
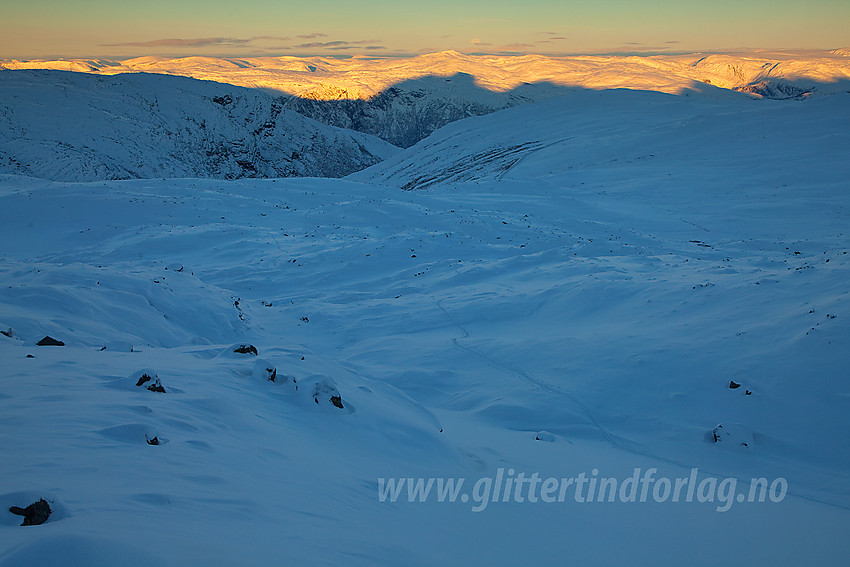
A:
[4,49,850,152]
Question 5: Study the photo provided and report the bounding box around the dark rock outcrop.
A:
[135,372,166,393]
[233,344,258,356]
[9,499,51,526]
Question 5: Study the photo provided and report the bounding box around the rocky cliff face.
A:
[284,77,540,148]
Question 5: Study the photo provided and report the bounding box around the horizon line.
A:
[3,46,848,63]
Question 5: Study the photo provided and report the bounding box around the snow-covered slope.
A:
[4,50,849,147]
[0,70,398,181]
[1,84,849,565]
[350,87,850,190]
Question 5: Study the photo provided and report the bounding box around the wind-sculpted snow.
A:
[0,70,398,181]
[1,84,849,565]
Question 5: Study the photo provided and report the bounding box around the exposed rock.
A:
[251,359,298,391]
[312,377,344,409]
[9,498,51,526]
[134,371,166,393]
[0,327,14,338]
[729,380,741,389]
[286,82,505,148]
[735,80,813,99]
[135,373,153,387]
[233,344,258,356]
[251,359,277,381]
[36,336,64,346]
[535,431,555,442]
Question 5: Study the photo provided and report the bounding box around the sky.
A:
[1,0,849,59]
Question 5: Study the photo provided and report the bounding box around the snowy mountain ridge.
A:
[0,70,397,182]
[3,50,849,148]
[5,50,848,98]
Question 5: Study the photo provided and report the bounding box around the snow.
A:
[4,50,849,148]
[1,68,850,564]
[5,50,849,99]
[0,70,398,181]
[348,87,850,190]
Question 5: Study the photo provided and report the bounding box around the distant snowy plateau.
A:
[1,51,850,565]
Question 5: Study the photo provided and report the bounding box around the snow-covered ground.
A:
[1,80,849,564]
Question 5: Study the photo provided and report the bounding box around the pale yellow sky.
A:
[2,0,848,59]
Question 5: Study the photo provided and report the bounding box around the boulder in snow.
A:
[8,498,51,526]
[251,359,297,390]
[312,377,345,409]
[132,370,166,393]
[233,344,258,356]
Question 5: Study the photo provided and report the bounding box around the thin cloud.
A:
[297,41,350,48]
[103,37,250,48]
[102,36,289,48]
[512,33,568,47]
[104,33,386,54]
[297,40,386,51]
[326,45,386,51]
